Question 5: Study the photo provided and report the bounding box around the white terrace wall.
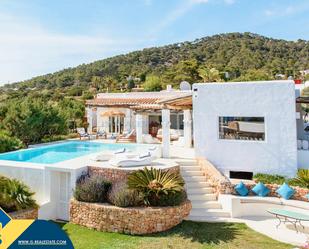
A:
[192,81,298,178]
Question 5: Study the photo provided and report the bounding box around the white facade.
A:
[193,81,298,177]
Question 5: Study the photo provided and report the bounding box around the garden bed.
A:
[9,207,38,219]
[88,165,180,184]
[70,199,192,235]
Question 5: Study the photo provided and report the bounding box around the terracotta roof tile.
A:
[86,98,160,106]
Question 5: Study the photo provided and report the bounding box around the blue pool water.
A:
[0,141,136,164]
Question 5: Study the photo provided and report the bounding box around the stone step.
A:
[181,170,204,177]
[185,182,211,188]
[180,165,200,171]
[183,175,206,182]
[187,193,217,201]
[189,208,230,218]
[176,161,199,167]
[191,200,222,209]
[187,187,213,194]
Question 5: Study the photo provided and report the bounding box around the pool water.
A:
[0,141,136,164]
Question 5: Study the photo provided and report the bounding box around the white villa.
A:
[0,80,308,245]
[86,80,309,178]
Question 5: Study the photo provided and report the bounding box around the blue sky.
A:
[0,0,309,84]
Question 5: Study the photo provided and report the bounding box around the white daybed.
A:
[218,194,309,218]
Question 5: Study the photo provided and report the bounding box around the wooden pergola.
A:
[157,93,192,110]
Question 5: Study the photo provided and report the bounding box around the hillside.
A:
[1,32,309,100]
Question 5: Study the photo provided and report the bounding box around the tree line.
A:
[1,32,309,151]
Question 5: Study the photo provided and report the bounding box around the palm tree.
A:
[198,67,222,82]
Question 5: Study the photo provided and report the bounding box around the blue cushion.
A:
[234,181,249,196]
[252,182,270,197]
[305,194,309,200]
[276,183,295,200]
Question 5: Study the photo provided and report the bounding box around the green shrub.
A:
[108,182,143,207]
[0,175,37,213]
[288,169,309,188]
[0,130,23,153]
[127,167,185,206]
[253,173,286,185]
[74,176,111,203]
[41,133,78,143]
[148,190,187,207]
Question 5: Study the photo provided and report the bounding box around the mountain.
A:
[1,32,309,100]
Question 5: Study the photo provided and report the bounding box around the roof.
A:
[86,91,192,108]
[86,97,160,106]
[101,110,125,116]
[158,92,193,109]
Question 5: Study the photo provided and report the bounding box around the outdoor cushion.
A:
[234,181,249,196]
[276,183,295,200]
[252,182,270,197]
[306,194,309,200]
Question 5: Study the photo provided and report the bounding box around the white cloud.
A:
[0,13,147,84]
[150,0,236,36]
[264,3,309,17]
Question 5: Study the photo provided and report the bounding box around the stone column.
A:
[162,109,171,158]
[87,108,93,133]
[136,113,144,143]
[124,109,131,133]
[183,109,192,147]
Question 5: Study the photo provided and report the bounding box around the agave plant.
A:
[127,167,185,205]
[292,169,309,189]
[0,176,37,212]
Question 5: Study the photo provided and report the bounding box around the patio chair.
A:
[77,128,90,140]
[116,129,136,143]
[96,127,107,139]
[108,152,152,167]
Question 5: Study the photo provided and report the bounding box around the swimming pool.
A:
[0,141,137,164]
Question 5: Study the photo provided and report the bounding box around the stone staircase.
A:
[176,158,231,221]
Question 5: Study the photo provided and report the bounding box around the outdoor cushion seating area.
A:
[218,194,309,218]
[233,181,303,200]
[156,128,181,141]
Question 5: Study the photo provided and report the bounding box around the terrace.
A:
[0,80,309,247]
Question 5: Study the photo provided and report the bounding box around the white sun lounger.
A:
[108,152,153,167]
[92,148,128,161]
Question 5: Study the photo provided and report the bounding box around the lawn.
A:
[57,221,293,249]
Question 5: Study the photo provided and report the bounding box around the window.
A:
[219,116,265,141]
[230,171,253,180]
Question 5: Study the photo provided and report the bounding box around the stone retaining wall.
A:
[9,208,38,219]
[197,158,233,195]
[88,165,180,184]
[70,199,192,234]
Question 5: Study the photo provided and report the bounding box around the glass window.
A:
[218,117,265,141]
